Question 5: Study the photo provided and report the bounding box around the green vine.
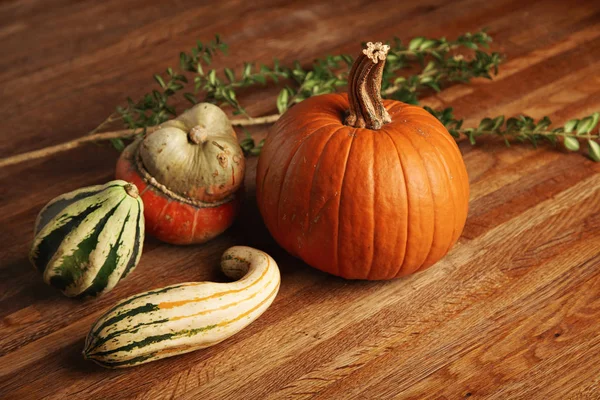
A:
[427,107,600,160]
[3,31,597,169]
[112,32,599,161]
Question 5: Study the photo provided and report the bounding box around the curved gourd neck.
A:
[345,42,392,130]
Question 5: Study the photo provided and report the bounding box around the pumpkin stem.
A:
[345,42,392,130]
[188,125,209,144]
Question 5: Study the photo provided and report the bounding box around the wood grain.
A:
[1,0,600,398]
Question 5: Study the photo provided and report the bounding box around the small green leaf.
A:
[154,74,166,89]
[423,61,436,73]
[588,140,600,162]
[243,63,252,79]
[226,88,237,101]
[430,50,443,61]
[224,68,235,83]
[276,88,289,114]
[491,115,505,130]
[543,134,558,146]
[409,37,425,50]
[386,53,398,63]
[218,43,228,55]
[576,115,597,135]
[208,69,217,85]
[533,116,551,132]
[179,53,189,70]
[477,118,494,132]
[164,104,176,116]
[563,136,580,151]
[293,94,307,103]
[425,81,441,92]
[506,117,519,131]
[563,119,578,133]
[184,93,197,105]
[419,39,436,50]
[240,137,255,153]
[527,135,539,148]
[589,112,600,132]
[110,138,125,152]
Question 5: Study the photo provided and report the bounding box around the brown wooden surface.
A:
[1,0,600,398]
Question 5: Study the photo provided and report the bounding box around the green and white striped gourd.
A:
[30,180,144,297]
[83,246,280,368]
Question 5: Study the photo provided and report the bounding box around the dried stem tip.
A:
[363,41,391,63]
[345,41,392,130]
[124,183,139,198]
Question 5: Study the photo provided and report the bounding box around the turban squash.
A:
[116,103,244,245]
[256,42,470,280]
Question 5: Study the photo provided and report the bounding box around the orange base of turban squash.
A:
[256,42,469,280]
[116,141,242,245]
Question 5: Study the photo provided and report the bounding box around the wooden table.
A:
[1,0,599,398]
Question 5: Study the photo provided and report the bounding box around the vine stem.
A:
[0,115,281,168]
[230,114,280,126]
[3,102,597,168]
[87,113,122,135]
[470,130,600,140]
[2,111,596,169]
[382,83,407,96]
[0,128,145,168]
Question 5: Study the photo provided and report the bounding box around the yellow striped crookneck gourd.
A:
[29,180,144,297]
[83,246,280,368]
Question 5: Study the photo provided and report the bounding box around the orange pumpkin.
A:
[256,42,469,279]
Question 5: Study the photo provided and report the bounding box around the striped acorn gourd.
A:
[83,246,280,368]
[30,180,144,297]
